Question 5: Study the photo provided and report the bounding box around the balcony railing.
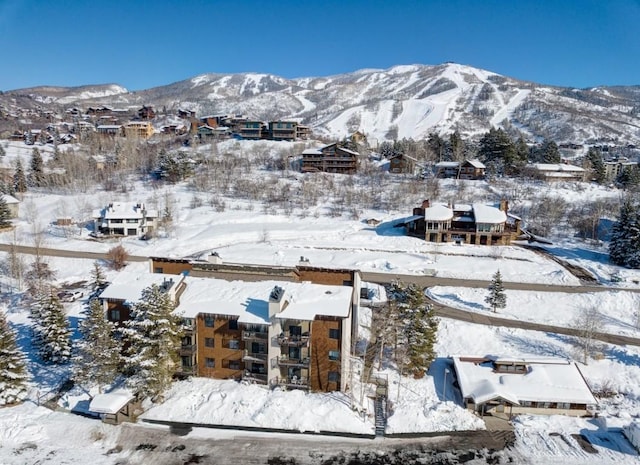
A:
[178,365,194,374]
[243,349,268,361]
[275,333,309,347]
[270,376,309,389]
[180,344,195,356]
[243,371,268,384]
[242,331,268,341]
[272,355,310,368]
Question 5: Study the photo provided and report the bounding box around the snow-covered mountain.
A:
[4,63,640,144]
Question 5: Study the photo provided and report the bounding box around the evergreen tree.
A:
[485,270,507,312]
[477,128,521,176]
[123,284,182,399]
[13,158,27,194]
[609,199,640,268]
[586,147,606,184]
[90,261,107,292]
[0,312,29,405]
[0,195,12,228]
[386,281,438,378]
[29,147,45,187]
[73,299,122,392]
[530,139,560,164]
[0,143,5,157]
[617,165,640,190]
[449,131,464,161]
[515,136,530,164]
[33,294,72,364]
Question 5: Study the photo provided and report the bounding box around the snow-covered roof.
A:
[99,272,183,304]
[464,159,486,169]
[88,387,134,414]
[92,202,158,220]
[337,146,360,156]
[452,356,598,406]
[302,148,322,155]
[1,194,19,204]
[96,125,122,129]
[531,163,586,173]
[435,161,459,168]
[424,204,454,221]
[472,203,507,224]
[176,277,353,322]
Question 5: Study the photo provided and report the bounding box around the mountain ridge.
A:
[3,63,640,144]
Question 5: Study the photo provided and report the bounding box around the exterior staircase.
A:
[374,395,387,437]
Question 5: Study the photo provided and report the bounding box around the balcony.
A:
[270,376,309,390]
[272,355,310,368]
[243,349,268,362]
[179,344,196,356]
[243,371,268,384]
[178,365,194,375]
[275,332,309,347]
[242,331,268,341]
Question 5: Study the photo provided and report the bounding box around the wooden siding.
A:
[195,314,244,379]
[309,318,342,392]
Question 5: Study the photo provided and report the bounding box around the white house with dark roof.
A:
[452,355,598,417]
[92,202,158,238]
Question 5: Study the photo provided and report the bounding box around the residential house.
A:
[92,202,158,237]
[96,125,122,137]
[459,159,486,180]
[99,271,357,393]
[199,115,228,128]
[350,131,367,145]
[2,194,19,218]
[238,120,265,140]
[178,109,196,119]
[528,163,586,182]
[302,143,359,174]
[197,124,230,139]
[434,161,460,178]
[451,355,597,417]
[137,106,155,120]
[268,121,298,141]
[403,199,521,246]
[389,153,419,175]
[296,124,311,140]
[123,121,154,139]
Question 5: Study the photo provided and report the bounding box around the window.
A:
[110,309,120,321]
[289,325,302,336]
[111,219,123,224]
[205,358,215,368]
[229,339,240,350]
[154,267,164,273]
[328,371,340,382]
[181,356,192,368]
[558,402,570,410]
[204,315,214,327]
[329,328,340,339]
[205,337,214,348]
[329,350,340,361]
[521,401,532,407]
[126,219,138,223]
[228,319,238,330]
[228,360,241,370]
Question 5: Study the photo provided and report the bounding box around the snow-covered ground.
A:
[2,139,640,463]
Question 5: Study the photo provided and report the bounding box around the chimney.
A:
[499,199,509,213]
[268,285,287,317]
[207,251,222,264]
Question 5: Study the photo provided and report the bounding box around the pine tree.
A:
[29,147,45,187]
[0,312,29,405]
[477,128,519,176]
[13,158,27,194]
[586,147,606,184]
[0,195,12,229]
[609,199,640,268]
[90,261,107,292]
[123,284,182,399]
[73,299,122,391]
[33,294,72,364]
[485,270,507,312]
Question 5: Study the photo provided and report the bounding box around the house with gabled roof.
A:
[92,202,158,238]
[301,143,359,174]
[451,355,598,417]
[402,199,521,245]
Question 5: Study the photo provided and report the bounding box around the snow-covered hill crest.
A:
[5,63,640,144]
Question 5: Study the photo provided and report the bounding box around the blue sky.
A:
[1,0,638,91]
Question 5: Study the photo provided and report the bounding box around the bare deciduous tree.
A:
[107,244,129,271]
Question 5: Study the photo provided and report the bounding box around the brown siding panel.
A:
[309,319,342,392]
